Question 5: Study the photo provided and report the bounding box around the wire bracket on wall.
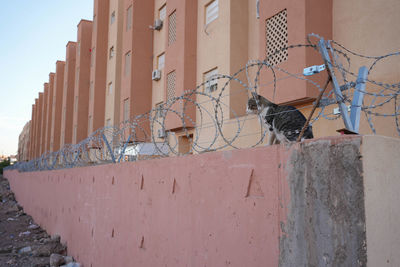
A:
[303,64,326,76]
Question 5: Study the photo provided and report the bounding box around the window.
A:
[159,4,166,21]
[266,9,288,66]
[76,67,79,86]
[74,96,78,112]
[204,68,218,93]
[168,11,177,46]
[73,125,77,142]
[109,46,115,60]
[124,51,131,76]
[126,5,132,31]
[88,116,93,135]
[123,98,130,122]
[89,81,94,100]
[155,102,164,118]
[93,15,97,33]
[167,71,176,102]
[157,53,165,70]
[62,108,66,125]
[206,0,218,24]
[110,11,116,24]
[91,47,95,67]
[108,82,113,95]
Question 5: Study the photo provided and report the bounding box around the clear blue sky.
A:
[0,1,93,156]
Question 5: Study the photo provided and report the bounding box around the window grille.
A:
[167,71,176,102]
[266,9,288,66]
[168,11,177,46]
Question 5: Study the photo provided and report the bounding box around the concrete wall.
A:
[362,136,400,267]
[6,135,400,266]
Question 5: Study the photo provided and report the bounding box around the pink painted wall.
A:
[6,144,291,267]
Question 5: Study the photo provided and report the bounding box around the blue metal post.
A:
[318,38,354,131]
[350,66,368,133]
[102,133,116,163]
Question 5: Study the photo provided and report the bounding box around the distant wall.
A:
[5,135,400,267]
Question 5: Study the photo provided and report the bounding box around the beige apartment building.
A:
[45,74,54,152]
[20,0,399,161]
[17,121,31,161]
[88,0,109,136]
[60,42,77,148]
[72,20,93,144]
[104,0,123,129]
[120,0,154,128]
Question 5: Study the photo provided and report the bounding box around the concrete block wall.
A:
[5,135,400,267]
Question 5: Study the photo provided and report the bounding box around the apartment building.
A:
[17,121,31,161]
[45,74,54,152]
[50,61,66,152]
[41,84,49,155]
[60,42,77,148]
[104,0,123,129]
[19,0,400,161]
[28,104,35,160]
[36,93,44,157]
[31,99,38,159]
[120,0,154,130]
[72,20,93,144]
[150,0,197,153]
[88,0,109,136]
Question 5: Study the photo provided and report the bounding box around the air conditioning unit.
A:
[158,129,167,138]
[154,19,163,30]
[152,69,161,81]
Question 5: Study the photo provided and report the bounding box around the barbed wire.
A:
[8,34,400,172]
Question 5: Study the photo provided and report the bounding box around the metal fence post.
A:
[102,133,116,163]
[350,66,368,133]
[318,38,354,131]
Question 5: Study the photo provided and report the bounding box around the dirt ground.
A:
[0,175,69,267]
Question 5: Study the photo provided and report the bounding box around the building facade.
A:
[72,20,93,144]
[20,0,400,161]
[17,121,31,161]
[60,42,77,148]
[88,0,110,136]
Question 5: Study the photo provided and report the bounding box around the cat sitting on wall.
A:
[246,93,313,145]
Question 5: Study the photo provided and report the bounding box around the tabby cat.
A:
[246,94,313,145]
